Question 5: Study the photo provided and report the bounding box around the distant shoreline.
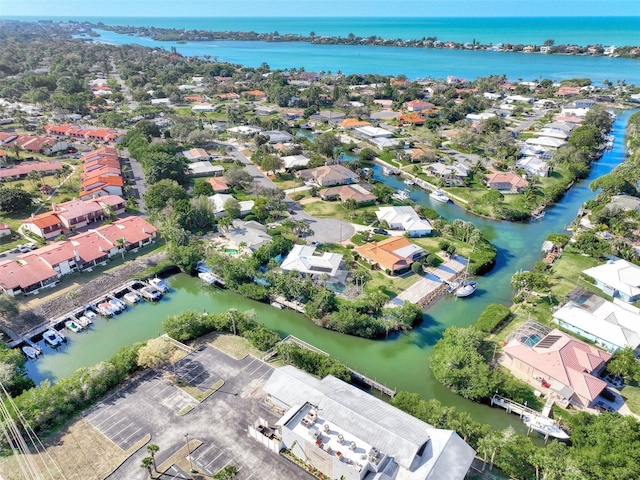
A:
[77,22,640,60]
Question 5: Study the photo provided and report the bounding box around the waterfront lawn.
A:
[202,332,264,360]
[302,200,378,225]
[621,381,640,416]
[550,250,602,298]
[363,269,420,298]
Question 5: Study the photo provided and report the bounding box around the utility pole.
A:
[185,433,196,474]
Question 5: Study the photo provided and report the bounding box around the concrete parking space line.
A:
[244,473,254,480]
[248,363,265,376]
[216,460,233,474]
[86,406,115,424]
[141,378,165,394]
[205,452,224,469]
[151,382,174,399]
[195,443,217,461]
[238,358,257,373]
[111,421,135,439]
[91,409,120,429]
[101,417,129,434]
[254,367,273,383]
[118,427,142,448]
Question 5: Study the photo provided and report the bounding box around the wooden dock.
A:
[491,394,547,418]
[272,296,306,314]
[268,335,396,397]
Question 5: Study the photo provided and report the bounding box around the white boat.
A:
[392,189,411,201]
[523,415,570,440]
[198,271,226,287]
[43,329,64,346]
[140,286,163,301]
[124,292,141,304]
[382,166,392,176]
[149,277,170,293]
[455,281,478,298]
[270,301,284,309]
[77,316,92,328]
[22,345,40,359]
[404,179,415,186]
[429,189,450,203]
[84,309,98,319]
[109,298,125,313]
[97,301,115,317]
[65,320,83,333]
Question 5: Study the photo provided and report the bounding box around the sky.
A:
[1,0,639,17]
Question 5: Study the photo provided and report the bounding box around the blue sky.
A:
[1,0,639,17]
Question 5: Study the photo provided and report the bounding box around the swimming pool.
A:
[521,334,541,347]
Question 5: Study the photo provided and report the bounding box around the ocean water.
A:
[8,15,640,46]
[92,28,640,84]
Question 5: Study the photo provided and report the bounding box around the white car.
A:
[25,242,37,250]
[16,244,30,253]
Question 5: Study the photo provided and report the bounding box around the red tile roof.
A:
[22,212,62,229]
[97,217,157,245]
[0,257,57,291]
[26,241,75,267]
[70,231,113,264]
[0,161,63,180]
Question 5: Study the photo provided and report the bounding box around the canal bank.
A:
[24,109,635,433]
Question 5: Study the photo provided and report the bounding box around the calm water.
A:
[88,28,640,84]
[10,16,640,46]
[26,110,635,431]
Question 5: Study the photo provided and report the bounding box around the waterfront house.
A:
[224,220,272,251]
[516,156,550,177]
[525,137,567,149]
[69,230,114,268]
[281,244,343,278]
[259,366,475,480]
[425,163,470,185]
[24,241,77,276]
[499,328,611,409]
[97,216,158,250]
[354,126,393,139]
[485,172,529,194]
[556,86,581,97]
[309,111,345,123]
[583,259,640,303]
[605,195,640,213]
[264,130,294,144]
[296,165,359,187]
[0,256,58,296]
[553,289,640,353]
[375,206,432,237]
[355,237,426,275]
[339,118,372,130]
[319,184,377,204]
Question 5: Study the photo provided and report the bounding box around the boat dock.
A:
[272,296,306,314]
[8,280,154,349]
[264,335,396,397]
[491,394,547,418]
[390,254,467,308]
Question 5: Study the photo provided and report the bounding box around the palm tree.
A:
[146,443,160,471]
[140,456,154,479]
[115,237,127,260]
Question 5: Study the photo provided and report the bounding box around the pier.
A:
[272,296,306,314]
[264,335,396,397]
[491,394,547,418]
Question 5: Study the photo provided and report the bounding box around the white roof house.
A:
[281,244,343,277]
[191,104,216,112]
[187,161,225,177]
[209,194,254,218]
[583,259,640,303]
[554,294,640,352]
[376,206,432,237]
[536,128,569,140]
[282,155,310,170]
[263,366,475,480]
[516,156,550,177]
[526,137,567,149]
[227,125,263,136]
[355,126,394,139]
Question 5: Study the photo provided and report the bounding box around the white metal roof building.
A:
[263,366,475,480]
[553,295,640,352]
[583,259,640,303]
[280,244,343,277]
[376,206,432,237]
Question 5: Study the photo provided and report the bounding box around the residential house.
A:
[573,99,597,109]
[499,328,611,409]
[554,289,640,353]
[244,89,266,99]
[227,125,263,136]
[339,118,371,130]
[209,194,255,218]
[0,256,58,295]
[207,177,230,193]
[375,206,432,237]
[22,212,64,240]
[281,244,343,278]
[485,172,529,193]
[296,165,359,187]
[96,216,157,250]
[556,86,581,97]
[0,161,63,182]
[216,93,240,101]
[606,195,640,212]
[94,195,126,216]
[0,223,10,238]
[187,161,225,178]
[309,111,346,123]
[281,155,310,171]
[525,137,567,149]
[398,113,425,126]
[224,220,272,251]
[583,259,640,303]
[319,184,377,204]
[425,163,470,185]
[264,130,294,144]
[516,156,550,177]
[182,148,211,162]
[52,199,106,230]
[260,366,475,480]
[24,241,77,276]
[404,99,436,112]
[354,126,393,139]
[355,236,426,274]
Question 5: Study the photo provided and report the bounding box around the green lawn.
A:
[363,269,421,298]
[302,200,378,225]
[620,380,640,416]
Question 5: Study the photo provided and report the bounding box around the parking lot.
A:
[97,345,301,479]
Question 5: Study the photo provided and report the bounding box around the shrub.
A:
[475,304,511,334]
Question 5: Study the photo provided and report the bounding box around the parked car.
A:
[16,244,30,253]
[373,228,389,235]
[25,242,37,250]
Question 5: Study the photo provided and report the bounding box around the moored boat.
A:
[455,281,478,298]
[149,277,170,293]
[77,316,92,328]
[97,301,115,317]
[84,309,98,320]
[109,299,124,314]
[270,301,284,309]
[429,189,450,203]
[43,329,64,346]
[392,189,411,201]
[140,286,163,301]
[404,178,415,186]
[22,345,40,359]
[523,415,570,440]
[65,320,83,333]
[198,271,226,287]
[124,292,141,304]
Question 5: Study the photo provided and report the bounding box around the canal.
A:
[26,109,635,432]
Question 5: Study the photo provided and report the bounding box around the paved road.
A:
[226,142,355,244]
[512,111,545,133]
